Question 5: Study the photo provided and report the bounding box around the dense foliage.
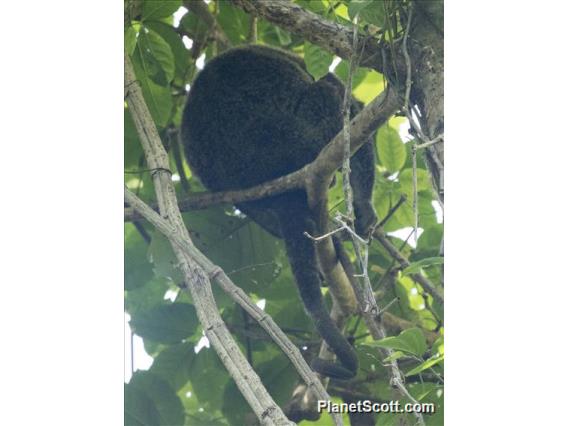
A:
[125,1,444,425]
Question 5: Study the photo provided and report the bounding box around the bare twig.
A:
[376,195,407,228]
[373,227,443,305]
[341,13,359,225]
[168,128,191,194]
[248,16,258,43]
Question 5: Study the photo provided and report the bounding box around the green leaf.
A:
[399,168,431,195]
[130,303,198,343]
[222,380,248,425]
[402,257,444,276]
[352,68,384,104]
[348,0,372,19]
[405,354,444,377]
[125,25,138,56]
[255,355,297,405]
[125,278,170,316]
[150,342,195,391]
[128,371,185,426]
[369,328,427,357]
[348,0,386,27]
[396,275,427,312]
[333,61,369,90]
[297,0,329,15]
[147,231,184,283]
[182,207,281,294]
[144,20,189,80]
[137,28,175,85]
[416,224,443,257]
[131,48,173,128]
[191,348,229,408]
[142,0,181,21]
[124,110,144,170]
[383,350,405,362]
[377,124,406,173]
[125,224,153,291]
[408,382,442,401]
[275,26,292,46]
[124,383,160,426]
[304,41,334,80]
[216,1,250,44]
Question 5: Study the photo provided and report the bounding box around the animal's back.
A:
[182,46,343,192]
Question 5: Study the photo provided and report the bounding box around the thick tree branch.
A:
[230,0,386,71]
[229,0,444,203]
[124,87,400,222]
[125,54,293,426]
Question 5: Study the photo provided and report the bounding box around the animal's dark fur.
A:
[181,45,376,379]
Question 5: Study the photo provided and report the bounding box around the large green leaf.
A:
[128,371,185,426]
[352,69,384,104]
[125,25,138,56]
[399,168,432,195]
[144,20,189,80]
[137,28,175,85]
[147,231,184,284]
[124,109,144,170]
[297,0,329,15]
[377,124,406,173]
[130,303,198,343]
[124,383,160,426]
[150,341,195,391]
[131,50,173,128]
[125,224,153,291]
[334,61,370,90]
[405,353,444,377]
[216,1,250,44]
[369,327,427,357]
[416,224,443,257]
[348,0,386,27]
[402,257,444,276]
[125,278,170,316]
[304,41,334,80]
[396,275,427,312]
[190,348,229,409]
[142,0,181,21]
[182,207,282,294]
[254,355,297,405]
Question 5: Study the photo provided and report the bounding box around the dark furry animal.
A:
[181,45,376,379]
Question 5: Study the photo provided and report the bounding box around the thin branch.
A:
[248,16,258,43]
[373,227,443,305]
[416,134,444,150]
[341,13,359,225]
[168,128,191,194]
[124,168,305,221]
[184,0,231,53]
[376,194,407,228]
